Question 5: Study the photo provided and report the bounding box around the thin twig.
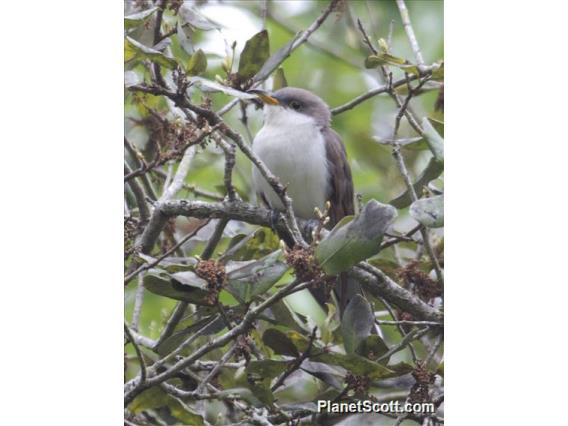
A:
[330,73,438,115]
[153,301,189,352]
[124,219,210,284]
[271,327,317,392]
[396,0,426,68]
[376,327,430,364]
[130,84,305,248]
[152,168,224,201]
[125,164,150,223]
[425,332,443,366]
[380,223,422,250]
[218,138,237,201]
[355,18,424,135]
[379,297,418,362]
[140,198,442,321]
[125,323,147,384]
[154,314,222,370]
[161,382,243,402]
[388,77,443,282]
[124,279,311,404]
[195,344,237,394]
[260,0,268,30]
[130,274,145,332]
[124,137,158,200]
[201,218,230,260]
[266,8,362,70]
[376,319,442,327]
[216,0,340,117]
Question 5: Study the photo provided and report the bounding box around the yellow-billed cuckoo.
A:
[252,87,362,314]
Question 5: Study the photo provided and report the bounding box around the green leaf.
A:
[246,359,289,406]
[300,360,345,390]
[137,253,197,273]
[124,7,158,30]
[129,387,204,426]
[311,352,393,379]
[383,361,415,378]
[268,300,307,333]
[437,361,444,377]
[125,36,177,69]
[215,387,263,406]
[272,67,288,90]
[143,269,213,305]
[238,30,270,81]
[341,295,374,354]
[189,76,258,100]
[167,397,205,425]
[389,158,444,209]
[224,228,281,261]
[154,314,226,356]
[432,61,444,80]
[286,330,311,353]
[321,303,338,344]
[356,335,390,364]
[253,32,301,83]
[177,18,193,55]
[315,200,397,275]
[186,48,207,75]
[364,53,419,74]
[129,386,168,413]
[247,359,289,379]
[225,250,289,303]
[410,195,444,228]
[422,117,444,162]
[428,117,444,137]
[179,4,219,30]
[262,329,299,357]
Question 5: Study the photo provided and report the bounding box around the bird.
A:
[251,87,361,315]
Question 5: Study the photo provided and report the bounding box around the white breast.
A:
[252,106,330,220]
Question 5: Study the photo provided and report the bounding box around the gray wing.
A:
[323,127,354,227]
[321,128,360,317]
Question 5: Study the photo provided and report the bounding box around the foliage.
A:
[124,1,444,425]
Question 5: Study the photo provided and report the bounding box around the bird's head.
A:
[252,87,331,128]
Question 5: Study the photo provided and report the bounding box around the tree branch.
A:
[139,198,442,322]
[330,73,440,115]
[396,0,426,68]
[129,83,305,248]
[124,278,311,405]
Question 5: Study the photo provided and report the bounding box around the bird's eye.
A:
[289,100,302,110]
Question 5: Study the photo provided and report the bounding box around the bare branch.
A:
[129,83,305,248]
[195,344,237,394]
[331,74,439,115]
[218,138,237,201]
[376,319,442,327]
[216,0,340,117]
[124,278,310,404]
[141,198,442,322]
[389,78,443,283]
[201,218,229,260]
[124,219,210,284]
[152,168,224,201]
[125,164,150,223]
[125,323,147,385]
[396,0,426,68]
[375,326,431,364]
[271,327,317,392]
[130,274,145,332]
